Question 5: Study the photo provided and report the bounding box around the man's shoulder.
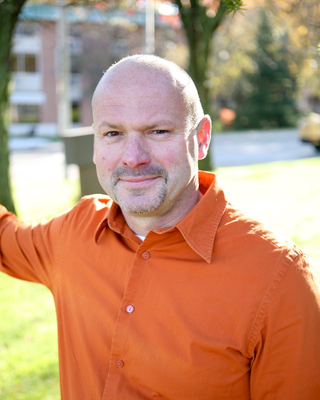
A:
[215,202,308,307]
[220,202,302,258]
[69,194,112,214]
[62,194,113,228]
[78,194,113,209]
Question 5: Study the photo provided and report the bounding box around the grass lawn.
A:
[1,157,319,399]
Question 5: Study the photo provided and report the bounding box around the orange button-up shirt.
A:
[1,171,320,399]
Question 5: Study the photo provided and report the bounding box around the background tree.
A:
[266,0,320,113]
[234,8,298,129]
[174,0,244,169]
[0,0,27,213]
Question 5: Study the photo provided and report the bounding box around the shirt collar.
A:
[175,171,227,263]
[94,171,227,263]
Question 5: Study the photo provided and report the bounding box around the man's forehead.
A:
[93,88,186,124]
[98,68,174,95]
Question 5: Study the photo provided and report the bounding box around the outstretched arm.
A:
[0,205,66,289]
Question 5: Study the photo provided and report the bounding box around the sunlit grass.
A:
[0,276,59,400]
[13,178,80,222]
[1,157,319,399]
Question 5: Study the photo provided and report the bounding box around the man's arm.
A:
[0,205,65,288]
[250,252,320,399]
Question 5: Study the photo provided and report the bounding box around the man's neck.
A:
[122,190,202,237]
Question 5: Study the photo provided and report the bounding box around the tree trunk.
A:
[174,0,226,171]
[0,0,26,213]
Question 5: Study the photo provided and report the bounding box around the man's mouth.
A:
[111,165,169,187]
[118,176,160,188]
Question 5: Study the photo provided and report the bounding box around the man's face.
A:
[92,69,206,220]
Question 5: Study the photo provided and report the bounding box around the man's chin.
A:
[115,193,167,216]
[117,201,161,215]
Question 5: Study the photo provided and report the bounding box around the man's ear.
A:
[197,115,211,160]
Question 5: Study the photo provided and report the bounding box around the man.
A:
[1,55,320,399]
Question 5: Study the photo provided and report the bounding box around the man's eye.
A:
[152,130,168,134]
[104,131,120,137]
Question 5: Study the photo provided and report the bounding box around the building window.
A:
[10,53,37,72]
[15,21,38,36]
[11,104,40,123]
[71,55,81,74]
[25,54,36,72]
[72,102,80,123]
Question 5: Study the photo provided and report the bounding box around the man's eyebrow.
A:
[142,121,176,129]
[96,121,121,130]
[97,120,176,131]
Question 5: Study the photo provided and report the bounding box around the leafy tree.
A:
[265,0,320,111]
[234,8,298,130]
[174,0,244,169]
[0,0,27,213]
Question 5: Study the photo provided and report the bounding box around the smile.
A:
[118,176,160,188]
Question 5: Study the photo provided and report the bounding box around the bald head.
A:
[92,55,204,130]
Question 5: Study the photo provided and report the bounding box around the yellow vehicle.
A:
[298,112,320,152]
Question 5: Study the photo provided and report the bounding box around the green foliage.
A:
[222,0,246,15]
[234,9,299,130]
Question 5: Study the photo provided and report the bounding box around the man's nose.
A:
[121,134,151,168]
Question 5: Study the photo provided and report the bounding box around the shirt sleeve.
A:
[0,204,67,289]
[250,251,320,399]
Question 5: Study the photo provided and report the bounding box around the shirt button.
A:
[126,305,134,313]
[116,359,124,369]
[142,251,150,260]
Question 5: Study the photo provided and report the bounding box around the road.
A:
[211,128,317,167]
[9,128,318,186]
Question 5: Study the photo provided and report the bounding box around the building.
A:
[9,3,184,138]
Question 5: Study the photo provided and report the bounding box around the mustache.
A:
[111,165,168,183]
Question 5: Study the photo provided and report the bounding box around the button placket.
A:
[103,247,152,399]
